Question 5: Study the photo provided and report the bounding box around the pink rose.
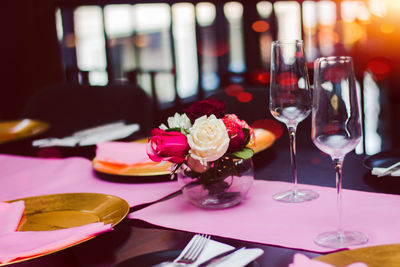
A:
[185,99,226,123]
[147,128,189,163]
[222,114,255,152]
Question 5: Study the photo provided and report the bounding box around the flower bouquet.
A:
[147,99,255,209]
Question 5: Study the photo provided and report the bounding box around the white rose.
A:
[159,113,191,133]
[187,115,230,162]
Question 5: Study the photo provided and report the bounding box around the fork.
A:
[153,234,210,266]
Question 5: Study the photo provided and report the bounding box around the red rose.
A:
[185,99,226,123]
[147,128,189,163]
[222,114,254,152]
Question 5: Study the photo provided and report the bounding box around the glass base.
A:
[315,230,368,248]
[272,189,319,203]
[188,192,243,209]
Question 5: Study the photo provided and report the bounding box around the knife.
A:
[198,247,245,267]
[377,162,400,177]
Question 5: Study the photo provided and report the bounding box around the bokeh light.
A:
[278,72,298,87]
[251,119,284,139]
[237,92,253,103]
[380,23,396,34]
[248,69,270,85]
[252,20,270,32]
[225,84,244,96]
[197,40,229,57]
[366,57,392,81]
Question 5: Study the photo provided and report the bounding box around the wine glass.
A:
[312,56,368,248]
[269,40,319,203]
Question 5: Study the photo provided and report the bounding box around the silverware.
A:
[152,234,210,267]
[198,247,245,267]
[377,162,400,177]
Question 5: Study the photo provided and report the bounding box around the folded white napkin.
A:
[289,253,367,267]
[372,167,400,177]
[32,122,140,147]
[32,136,80,147]
[79,124,139,146]
[162,236,263,267]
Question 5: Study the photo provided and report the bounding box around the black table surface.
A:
[1,120,398,267]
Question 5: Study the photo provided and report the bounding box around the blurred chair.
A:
[20,83,153,138]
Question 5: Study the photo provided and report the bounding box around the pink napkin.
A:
[96,141,150,165]
[0,201,25,234]
[289,253,367,267]
[0,154,180,207]
[0,201,112,264]
[130,180,400,253]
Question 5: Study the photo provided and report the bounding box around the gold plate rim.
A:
[1,192,129,266]
[0,119,50,145]
[315,244,400,267]
[92,128,276,177]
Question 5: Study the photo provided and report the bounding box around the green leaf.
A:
[229,147,254,159]
[165,127,182,132]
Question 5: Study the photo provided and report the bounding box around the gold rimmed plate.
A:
[0,119,49,144]
[316,244,400,267]
[92,128,276,176]
[3,192,129,266]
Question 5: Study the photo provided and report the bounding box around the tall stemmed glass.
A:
[312,56,368,248]
[269,40,319,203]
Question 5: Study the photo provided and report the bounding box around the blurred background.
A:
[1,0,400,155]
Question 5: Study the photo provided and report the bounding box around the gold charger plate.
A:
[3,192,129,266]
[0,119,49,144]
[92,128,276,176]
[316,244,400,267]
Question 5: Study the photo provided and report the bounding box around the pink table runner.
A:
[0,154,180,206]
[130,180,400,253]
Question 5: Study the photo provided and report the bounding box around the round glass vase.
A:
[177,157,254,209]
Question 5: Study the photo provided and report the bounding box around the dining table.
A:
[0,114,399,267]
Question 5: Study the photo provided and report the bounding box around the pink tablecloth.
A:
[130,180,400,253]
[0,154,180,206]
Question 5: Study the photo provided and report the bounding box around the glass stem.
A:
[288,126,298,193]
[333,157,344,240]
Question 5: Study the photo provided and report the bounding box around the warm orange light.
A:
[252,20,270,33]
[380,23,396,34]
[198,40,229,57]
[341,21,366,45]
[251,119,284,139]
[135,35,150,47]
[64,33,76,48]
[318,29,340,44]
